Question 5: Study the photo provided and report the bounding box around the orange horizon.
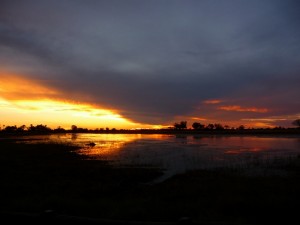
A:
[0,73,297,129]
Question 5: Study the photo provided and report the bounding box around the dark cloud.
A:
[0,0,299,125]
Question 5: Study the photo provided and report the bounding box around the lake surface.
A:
[15,133,300,180]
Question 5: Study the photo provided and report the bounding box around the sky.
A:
[0,0,300,129]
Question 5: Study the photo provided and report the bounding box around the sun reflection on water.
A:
[63,133,143,159]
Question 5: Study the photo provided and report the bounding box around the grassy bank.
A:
[0,139,299,224]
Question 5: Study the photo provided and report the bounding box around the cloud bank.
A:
[1,0,299,126]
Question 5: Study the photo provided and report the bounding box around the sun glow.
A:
[0,75,58,99]
[76,133,142,158]
[0,97,146,129]
[0,73,152,129]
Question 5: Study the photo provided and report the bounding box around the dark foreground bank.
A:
[0,139,299,225]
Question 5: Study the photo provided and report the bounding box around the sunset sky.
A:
[0,0,300,129]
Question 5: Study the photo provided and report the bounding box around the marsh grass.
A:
[0,139,299,224]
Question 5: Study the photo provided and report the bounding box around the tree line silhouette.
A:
[0,124,120,134]
[0,119,299,134]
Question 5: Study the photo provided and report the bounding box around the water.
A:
[13,133,300,180]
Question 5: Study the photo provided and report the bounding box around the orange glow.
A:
[252,122,273,127]
[0,97,150,129]
[190,117,207,121]
[0,73,157,129]
[76,134,141,157]
[203,99,221,104]
[218,105,268,113]
[0,74,58,100]
[242,118,287,122]
[240,117,291,128]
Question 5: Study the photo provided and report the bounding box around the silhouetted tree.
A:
[238,125,245,130]
[174,123,180,129]
[28,124,34,131]
[206,124,214,130]
[54,126,65,132]
[292,119,300,128]
[214,123,224,130]
[71,125,78,131]
[224,125,230,129]
[37,124,51,132]
[4,125,17,132]
[17,125,26,131]
[192,122,204,130]
[174,121,187,130]
[273,126,284,130]
[77,127,88,132]
[27,124,51,132]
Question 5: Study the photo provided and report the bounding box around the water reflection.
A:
[71,133,78,141]
[49,133,143,160]
[13,134,300,180]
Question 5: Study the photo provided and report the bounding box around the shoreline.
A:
[1,128,300,137]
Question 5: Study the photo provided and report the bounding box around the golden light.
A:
[0,97,148,129]
[0,73,155,129]
[0,75,58,99]
[76,133,142,158]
